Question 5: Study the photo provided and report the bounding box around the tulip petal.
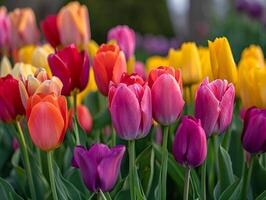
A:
[79,51,90,91]
[87,144,111,164]
[112,52,127,83]
[72,145,86,168]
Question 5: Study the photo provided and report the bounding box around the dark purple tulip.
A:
[247,1,263,19]
[172,116,207,167]
[48,44,90,96]
[242,107,266,154]
[72,144,125,192]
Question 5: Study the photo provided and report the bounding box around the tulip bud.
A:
[0,6,11,50]
[195,78,235,136]
[57,2,90,47]
[26,93,68,151]
[107,25,136,60]
[48,44,90,96]
[72,144,125,192]
[208,37,238,85]
[0,75,25,122]
[242,107,266,153]
[241,45,264,67]
[173,116,207,167]
[9,8,39,49]
[93,44,127,96]
[108,73,152,140]
[148,66,184,125]
[69,105,93,133]
[41,15,61,48]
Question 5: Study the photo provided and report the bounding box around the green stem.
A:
[201,159,207,200]
[111,128,116,147]
[221,128,231,151]
[47,151,58,200]
[128,140,136,200]
[73,93,80,145]
[240,156,255,200]
[15,121,36,200]
[99,189,108,200]
[37,148,43,173]
[160,126,169,200]
[183,167,191,200]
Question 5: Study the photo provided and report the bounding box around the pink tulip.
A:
[0,6,11,50]
[134,61,146,80]
[195,78,235,136]
[148,66,184,125]
[108,73,152,140]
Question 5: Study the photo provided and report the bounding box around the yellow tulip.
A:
[87,40,99,58]
[146,56,169,73]
[241,45,264,67]
[198,47,213,81]
[168,48,181,69]
[0,56,12,77]
[18,45,36,64]
[127,56,135,74]
[208,37,238,85]
[12,62,36,81]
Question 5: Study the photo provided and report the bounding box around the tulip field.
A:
[1,1,266,200]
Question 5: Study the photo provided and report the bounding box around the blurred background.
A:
[1,0,266,61]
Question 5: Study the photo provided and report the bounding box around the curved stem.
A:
[73,93,80,145]
[183,167,191,200]
[47,151,58,200]
[201,160,207,200]
[15,121,36,200]
[128,140,136,200]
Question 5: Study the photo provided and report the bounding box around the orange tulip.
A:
[26,93,68,151]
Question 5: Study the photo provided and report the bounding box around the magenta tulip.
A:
[195,78,235,136]
[108,73,152,140]
[242,107,266,153]
[173,116,207,167]
[107,25,136,59]
[148,66,184,125]
[0,7,11,50]
[72,144,125,192]
[48,44,90,96]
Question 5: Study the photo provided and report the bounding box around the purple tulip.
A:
[247,1,263,19]
[148,66,184,125]
[242,107,266,153]
[172,116,207,167]
[195,78,235,136]
[72,144,125,192]
[108,73,152,140]
[0,7,11,50]
[107,25,136,59]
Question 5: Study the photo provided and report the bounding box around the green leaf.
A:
[0,177,24,200]
[218,145,235,193]
[218,178,241,200]
[255,190,266,200]
[190,169,201,199]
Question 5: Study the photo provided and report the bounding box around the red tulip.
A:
[26,93,68,151]
[41,15,60,48]
[148,66,184,125]
[48,44,90,96]
[69,104,93,133]
[0,75,25,122]
[93,44,127,96]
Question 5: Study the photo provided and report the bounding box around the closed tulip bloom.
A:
[107,25,136,59]
[108,73,152,140]
[173,116,207,167]
[208,37,238,85]
[241,45,264,67]
[198,47,213,81]
[0,6,11,50]
[0,75,25,122]
[195,78,235,136]
[72,144,125,192]
[242,107,266,153]
[26,93,68,151]
[57,2,90,47]
[146,55,169,73]
[9,8,39,49]
[93,44,127,96]
[48,44,90,96]
[148,66,184,125]
[41,15,61,48]
[69,105,93,133]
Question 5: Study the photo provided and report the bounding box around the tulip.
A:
[57,2,90,47]
[173,116,207,167]
[0,6,11,50]
[19,68,63,108]
[108,73,152,140]
[168,42,202,85]
[87,40,99,58]
[48,44,90,96]
[18,45,36,64]
[11,62,36,81]
[41,15,61,48]
[134,61,146,80]
[241,45,264,67]
[107,25,135,59]
[0,75,25,122]
[0,56,12,77]
[9,8,39,49]
[72,144,125,192]
[93,44,127,96]
[241,107,266,153]
[69,105,93,133]
[198,47,213,81]
[208,37,238,85]
[146,55,169,73]
[26,93,68,151]
[148,66,184,125]
[195,78,235,136]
